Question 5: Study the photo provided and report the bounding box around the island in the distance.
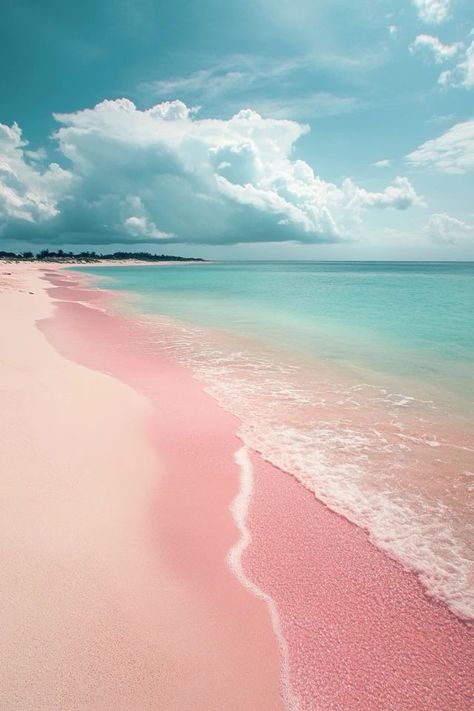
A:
[0,249,206,263]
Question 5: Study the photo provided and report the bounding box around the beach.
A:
[1,262,473,710]
[0,264,282,710]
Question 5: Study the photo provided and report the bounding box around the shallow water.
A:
[75,261,474,619]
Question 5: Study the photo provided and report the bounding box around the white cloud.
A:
[438,39,474,88]
[438,69,452,84]
[424,212,474,243]
[406,119,474,173]
[413,0,452,25]
[373,159,391,167]
[410,34,462,63]
[388,25,398,37]
[124,213,173,240]
[0,99,423,246]
[343,176,424,210]
[0,122,73,227]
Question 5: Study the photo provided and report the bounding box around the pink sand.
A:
[40,269,285,709]
[0,265,283,710]
[36,267,474,710]
[247,452,474,709]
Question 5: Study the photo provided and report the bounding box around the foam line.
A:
[228,446,301,711]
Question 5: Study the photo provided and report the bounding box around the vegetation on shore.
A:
[0,249,205,263]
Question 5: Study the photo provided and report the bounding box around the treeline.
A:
[0,249,205,262]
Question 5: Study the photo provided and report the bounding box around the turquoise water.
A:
[75,260,474,618]
[77,261,474,412]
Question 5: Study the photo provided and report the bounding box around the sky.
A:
[0,0,473,260]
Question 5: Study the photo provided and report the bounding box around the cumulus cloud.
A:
[343,176,424,209]
[373,159,391,167]
[413,0,452,25]
[410,34,462,63]
[424,212,474,244]
[0,122,73,227]
[438,38,474,88]
[0,99,423,246]
[406,119,474,173]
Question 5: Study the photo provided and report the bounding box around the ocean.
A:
[76,261,474,620]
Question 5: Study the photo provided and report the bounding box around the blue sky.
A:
[0,0,473,259]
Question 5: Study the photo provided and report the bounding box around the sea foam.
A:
[228,447,300,711]
[142,313,474,622]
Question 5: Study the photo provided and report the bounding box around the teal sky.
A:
[1,0,473,259]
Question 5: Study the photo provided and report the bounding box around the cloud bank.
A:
[1,99,422,246]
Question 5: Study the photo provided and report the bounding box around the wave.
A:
[136,312,474,622]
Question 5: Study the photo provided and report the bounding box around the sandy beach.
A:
[1,262,473,710]
[0,264,282,710]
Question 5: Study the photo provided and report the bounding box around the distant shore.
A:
[0,250,208,266]
[0,258,211,267]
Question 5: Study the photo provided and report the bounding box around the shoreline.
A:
[92,274,474,620]
[1,262,473,709]
[0,263,283,710]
